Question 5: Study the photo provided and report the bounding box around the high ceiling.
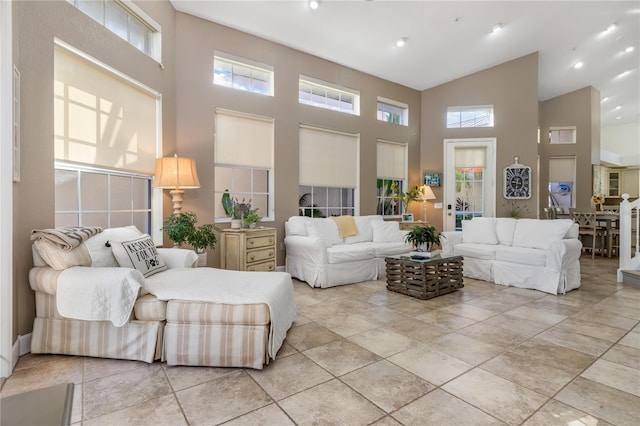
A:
[171,0,640,127]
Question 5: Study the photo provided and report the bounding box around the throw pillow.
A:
[34,239,91,270]
[372,221,404,243]
[85,226,143,267]
[512,219,573,250]
[462,218,498,244]
[344,215,383,244]
[111,235,168,277]
[305,218,343,246]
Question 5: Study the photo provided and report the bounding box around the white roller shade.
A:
[299,126,359,187]
[455,147,486,168]
[215,110,274,168]
[549,157,576,182]
[54,47,158,174]
[377,140,406,180]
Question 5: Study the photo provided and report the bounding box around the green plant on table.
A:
[188,223,218,253]
[244,210,262,227]
[231,197,252,220]
[404,225,443,251]
[162,211,218,252]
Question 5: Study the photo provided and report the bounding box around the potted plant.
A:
[244,210,262,228]
[392,184,422,214]
[231,197,252,228]
[162,211,197,247]
[404,225,443,252]
[188,223,218,266]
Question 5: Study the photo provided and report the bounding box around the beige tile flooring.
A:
[2,256,639,425]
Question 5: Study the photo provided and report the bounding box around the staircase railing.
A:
[618,193,640,282]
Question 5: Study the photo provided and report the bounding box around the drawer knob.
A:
[269,264,274,270]
[268,251,274,257]
[269,238,274,244]
[248,241,255,246]
[250,255,255,261]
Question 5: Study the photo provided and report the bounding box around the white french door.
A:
[443,138,496,231]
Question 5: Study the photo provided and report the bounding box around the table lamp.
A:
[420,185,436,223]
[154,155,200,214]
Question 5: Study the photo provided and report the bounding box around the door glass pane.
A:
[455,167,484,230]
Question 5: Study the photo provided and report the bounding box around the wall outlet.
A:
[279,242,285,251]
[434,203,443,209]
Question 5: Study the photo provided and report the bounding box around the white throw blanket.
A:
[145,267,297,360]
[57,267,143,327]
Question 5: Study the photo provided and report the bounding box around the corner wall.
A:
[420,53,540,230]
[11,0,177,338]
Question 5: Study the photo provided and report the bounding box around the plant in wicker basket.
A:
[404,225,443,252]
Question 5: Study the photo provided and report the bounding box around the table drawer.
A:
[246,248,275,264]
[247,260,276,272]
[246,235,276,250]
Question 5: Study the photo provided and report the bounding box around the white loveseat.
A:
[284,215,413,288]
[440,217,582,294]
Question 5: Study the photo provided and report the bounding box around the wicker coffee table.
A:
[385,254,464,300]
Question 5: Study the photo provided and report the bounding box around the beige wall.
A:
[420,53,540,230]
[174,12,422,267]
[12,0,177,337]
[539,87,601,210]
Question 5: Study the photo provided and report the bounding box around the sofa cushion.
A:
[344,215,383,244]
[166,300,270,325]
[327,243,375,264]
[495,246,547,267]
[373,242,412,258]
[286,216,310,237]
[372,221,404,243]
[85,226,143,267]
[496,218,518,246]
[454,243,498,260]
[111,235,168,277]
[134,294,167,321]
[512,219,573,250]
[306,218,343,246]
[462,218,498,244]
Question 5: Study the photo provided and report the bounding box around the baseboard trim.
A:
[19,333,31,357]
[11,338,19,371]
[276,265,285,272]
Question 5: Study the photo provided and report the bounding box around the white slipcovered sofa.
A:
[284,215,413,288]
[29,226,296,369]
[440,217,582,294]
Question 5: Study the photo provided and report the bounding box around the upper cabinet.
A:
[607,171,620,197]
[605,168,639,198]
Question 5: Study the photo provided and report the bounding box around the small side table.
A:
[220,227,277,271]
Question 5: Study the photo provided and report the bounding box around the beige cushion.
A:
[111,235,168,277]
[33,239,91,270]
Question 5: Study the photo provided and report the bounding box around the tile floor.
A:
[1,255,639,425]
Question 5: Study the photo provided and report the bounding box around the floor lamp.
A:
[154,155,201,214]
[420,185,436,223]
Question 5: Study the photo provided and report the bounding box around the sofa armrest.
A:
[284,235,328,265]
[157,248,199,268]
[440,231,462,256]
[546,239,583,272]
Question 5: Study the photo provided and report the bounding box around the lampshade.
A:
[420,185,436,200]
[154,155,200,189]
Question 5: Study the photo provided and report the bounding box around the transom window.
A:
[447,105,494,128]
[549,126,576,144]
[299,76,360,115]
[377,97,408,126]
[66,0,161,62]
[55,163,152,233]
[213,53,274,96]
[299,186,354,217]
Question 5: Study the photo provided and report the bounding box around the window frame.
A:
[213,52,274,96]
[446,105,494,128]
[548,126,577,144]
[376,179,404,217]
[54,161,153,234]
[377,97,408,126]
[299,75,360,115]
[299,185,355,218]
[214,165,272,222]
[67,0,162,63]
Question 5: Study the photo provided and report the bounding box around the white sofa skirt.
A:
[286,256,378,288]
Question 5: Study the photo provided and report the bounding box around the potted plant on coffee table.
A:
[404,225,443,252]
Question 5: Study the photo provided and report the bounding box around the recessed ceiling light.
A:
[396,37,407,47]
[492,23,503,33]
[574,61,584,69]
[624,46,635,53]
[618,69,631,78]
[601,96,610,102]
[606,23,617,32]
[616,116,622,120]
[615,105,622,110]
[309,0,319,10]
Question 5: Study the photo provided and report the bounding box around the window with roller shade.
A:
[214,109,274,221]
[376,140,407,216]
[455,147,486,229]
[549,126,576,144]
[299,126,358,217]
[53,44,160,235]
[548,157,576,212]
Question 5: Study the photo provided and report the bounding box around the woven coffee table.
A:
[385,254,464,300]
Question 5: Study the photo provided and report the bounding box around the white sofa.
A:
[29,226,296,369]
[284,215,413,288]
[440,217,582,294]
